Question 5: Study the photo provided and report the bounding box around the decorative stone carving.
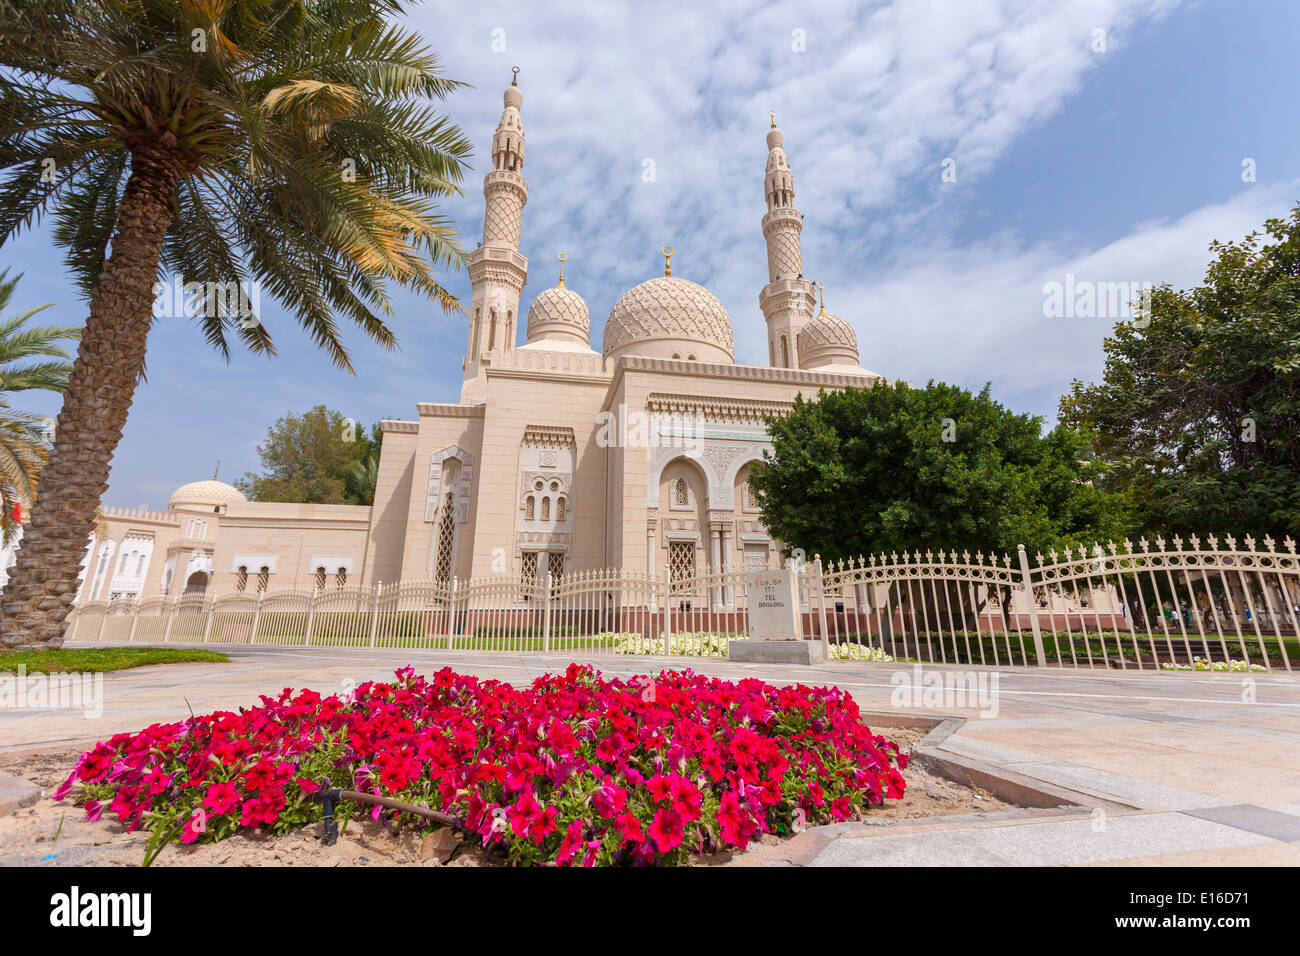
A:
[424,445,474,524]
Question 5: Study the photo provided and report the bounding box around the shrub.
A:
[55,664,908,866]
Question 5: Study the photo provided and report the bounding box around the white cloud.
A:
[852,179,1300,414]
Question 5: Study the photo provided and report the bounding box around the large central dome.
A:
[602,276,734,364]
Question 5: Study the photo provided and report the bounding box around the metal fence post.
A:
[250,589,264,644]
[446,577,458,650]
[542,570,553,652]
[814,557,830,657]
[367,583,381,647]
[94,604,108,642]
[1017,544,1048,667]
[162,597,176,643]
[304,587,317,647]
[201,597,216,643]
[125,601,140,643]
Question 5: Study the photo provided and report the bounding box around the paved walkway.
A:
[3,642,1299,865]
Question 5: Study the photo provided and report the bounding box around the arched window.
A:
[236,566,248,592]
[315,567,326,590]
[780,335,789,367]
[135,554,146,575]
[257,566,270,593]
[336,567,347,588]
[746,482,760,509]
[526,496,535,520]
[541,496,550,521]
[119,552,130,574]
[557,497,566,521]
[674,478,688,506]
[472,308,481,356]
[488,312,497,350]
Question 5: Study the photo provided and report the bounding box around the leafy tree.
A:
[0,0,471,646]
[1060,206,1300,539]
[750,381,1131,628]
[752,381,1130,562]
[237,405,381,505]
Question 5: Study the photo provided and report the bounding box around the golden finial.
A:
[511,66,520,87]
[661,245,674,277]
[556,252,567,289]
[816,280,826,315]
[769,109,777,129]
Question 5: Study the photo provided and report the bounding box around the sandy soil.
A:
[0,728,1011,867]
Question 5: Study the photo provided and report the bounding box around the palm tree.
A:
[0,0,472,646]
[0,270,76,547]
[0,270,80,394]
[0,399,47,545]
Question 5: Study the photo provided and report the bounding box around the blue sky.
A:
[6,0,1298,507]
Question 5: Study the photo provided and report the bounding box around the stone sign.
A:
[745,568,801,641]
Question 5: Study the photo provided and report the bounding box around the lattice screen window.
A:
[526,496,535,520]
[674,479,688,506]
[315,567,326,590]
[434,491,456,583]
[520,551,539,588]
[256,566,270,592]
[547,552,564,587]
[541,497,550,520]
[236,566,248,592]
[745,482,760,510]
[669,541,695,593]
[336,567,347,588]
[557,497,566,521]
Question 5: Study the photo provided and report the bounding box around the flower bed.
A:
[1160,657,1268,672]
[607,631,737,656]
[55,664,907,866]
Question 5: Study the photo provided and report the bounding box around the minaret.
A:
[758,112,815,369]
[462,67,530,400]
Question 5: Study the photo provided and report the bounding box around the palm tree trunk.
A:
[1,144,184,648]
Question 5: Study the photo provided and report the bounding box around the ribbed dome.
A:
[169,480,246,509]
[524,283,591,349]
[798,309,860,371]
[603,276,734,364]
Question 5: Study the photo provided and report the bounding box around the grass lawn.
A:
[0,647,230,675]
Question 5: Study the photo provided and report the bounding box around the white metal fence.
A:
[67,534,1298,671]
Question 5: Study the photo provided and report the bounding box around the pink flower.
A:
[648,808,685,853]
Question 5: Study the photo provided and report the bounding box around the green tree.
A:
[751,381,1130,629]
[0,0,471,647]
[1060,206,1300,539]
[236,405,380,505]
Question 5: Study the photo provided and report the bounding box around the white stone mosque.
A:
[53,73,885,605]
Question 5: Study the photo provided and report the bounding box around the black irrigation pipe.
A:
[310,788,461,846]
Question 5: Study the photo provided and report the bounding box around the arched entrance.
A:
[183,571,209,594]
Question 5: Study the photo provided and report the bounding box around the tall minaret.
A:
[758,112,815,369]
[462,68,530,400]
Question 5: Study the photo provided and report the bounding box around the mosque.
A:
[64,74,883,606]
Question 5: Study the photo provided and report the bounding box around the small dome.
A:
[524,284,591,350]
[603,276,734,364]
[798,309,860,371]
[169,480,246,509]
